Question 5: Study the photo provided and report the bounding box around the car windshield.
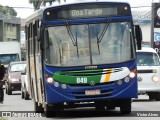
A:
[0,54,19,63]
[44,22,134,66]
[136,52,160,66]
[10,63,26,72]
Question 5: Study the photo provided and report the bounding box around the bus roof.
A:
[25,1,130,24]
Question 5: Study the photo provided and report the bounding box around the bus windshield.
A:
[44,22,134,66]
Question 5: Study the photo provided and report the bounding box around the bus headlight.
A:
[152,75,159,82]
[47,77,54,83]
[129,72,136,78]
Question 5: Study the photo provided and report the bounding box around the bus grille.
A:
[60,68,123,76]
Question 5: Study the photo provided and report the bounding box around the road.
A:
[0,91,160,120]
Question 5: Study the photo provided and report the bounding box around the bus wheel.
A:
[44,103,56,118]
[44,103,64,118]
[34,101,44,113]
[120,99,131,114]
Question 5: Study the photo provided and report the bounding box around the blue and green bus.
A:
[25,1,142,117]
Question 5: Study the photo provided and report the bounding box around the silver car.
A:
[5,61,26,95]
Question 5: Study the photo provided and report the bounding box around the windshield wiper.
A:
[75,32,79,57]
[64,21,79,57]
[97,18,111,43]
[65,21,77,46]
[96,18,111,54]
[96,31,100,54]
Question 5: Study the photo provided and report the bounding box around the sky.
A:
[0,0,159,19]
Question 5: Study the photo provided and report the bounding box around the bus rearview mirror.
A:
[135,25,142,50]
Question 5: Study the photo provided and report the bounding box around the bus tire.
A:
[120,99,131,114]
[34,101,44,113]
[44,103,64,118]
[44,103,56,118]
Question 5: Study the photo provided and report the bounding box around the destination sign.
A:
[69,8,116,18]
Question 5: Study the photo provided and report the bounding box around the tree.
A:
[29,0,66,11]
[0,5,17,16]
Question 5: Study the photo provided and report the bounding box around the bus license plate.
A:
[85,89,101,96]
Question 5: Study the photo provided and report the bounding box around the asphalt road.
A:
[0,91,160,120]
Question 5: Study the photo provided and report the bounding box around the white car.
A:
[137,47,160,101]
[21,67,30,100]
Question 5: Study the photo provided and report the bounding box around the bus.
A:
[25,1,142,117]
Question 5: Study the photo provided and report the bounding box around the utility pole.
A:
[151,0,154,48]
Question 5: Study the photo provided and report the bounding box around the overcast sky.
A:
[0,0,159,19]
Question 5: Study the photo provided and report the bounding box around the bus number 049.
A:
[76,78,87,83]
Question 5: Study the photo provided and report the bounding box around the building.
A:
[20,19,26,61]
[0,13,21,42]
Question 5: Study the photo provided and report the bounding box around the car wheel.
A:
[21,90,24,99]
[5,84,8,94]
[8,87,12,95]
[5,83,8,94]
[155,92,160,101]
[5,88,8,94]
[148,92,155,101]
[24,91,30,100]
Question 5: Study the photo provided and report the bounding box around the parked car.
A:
[21,67,30,100]
[5,61,26,95]
[136,47,160,101]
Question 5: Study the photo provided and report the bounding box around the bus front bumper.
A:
[45,79,138,104]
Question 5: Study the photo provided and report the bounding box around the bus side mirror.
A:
[135,25,142,50]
